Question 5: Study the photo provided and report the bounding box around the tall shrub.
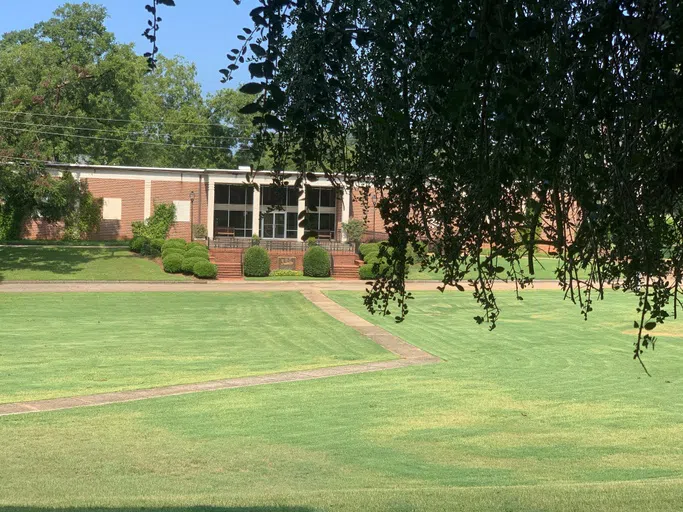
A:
[243,246,270,277]
[304,246,330,277]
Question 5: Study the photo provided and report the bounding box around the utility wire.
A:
[0,109,256,129]
[0,119,257,142]
[0,125,253,151]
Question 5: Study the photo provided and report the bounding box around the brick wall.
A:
[84,177,145,240]
[350,187,386,241]
[151,178,208,242]
[21,219,65,240]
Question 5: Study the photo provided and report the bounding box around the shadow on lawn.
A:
[0,247,125,277]
[0,508,315,512]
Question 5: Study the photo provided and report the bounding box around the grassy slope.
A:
[0,292,393,403]
[0,247,187,281]
[0,291,681,511]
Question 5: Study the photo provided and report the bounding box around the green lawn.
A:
[0,292,393,403]
[0,290,681,511]
[0,247,187,281]
[245,275,334,281]
[408,256,564,280]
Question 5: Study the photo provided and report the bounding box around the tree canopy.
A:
[152,0,683,367]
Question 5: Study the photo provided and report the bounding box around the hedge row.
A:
[304,246,330,277]
[160,239,217,279]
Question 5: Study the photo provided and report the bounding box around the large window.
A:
[214,184,254,237]
[215,185,253,205]
[305,213,337,239]
[261,186,299,207]
[306,187,336,209]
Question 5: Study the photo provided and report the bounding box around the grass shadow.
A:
[0,247,125,277]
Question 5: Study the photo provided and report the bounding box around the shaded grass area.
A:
[0,247,187,281]
[0,291,681,510]
[408,256,564,280]
[0,292,393,403]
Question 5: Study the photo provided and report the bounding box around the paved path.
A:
[0,279,562,293]
[0,290,439,417]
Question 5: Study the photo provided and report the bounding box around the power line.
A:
[0,119,257,142]
[0,125,254,151]
[0,108,257,129]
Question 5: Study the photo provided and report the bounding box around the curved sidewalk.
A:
[0,290,439,417]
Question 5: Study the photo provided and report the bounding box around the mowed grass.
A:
[0,292,393,403]
[0,246,187,281]
[408,255,565,280]
[0,291,681,511]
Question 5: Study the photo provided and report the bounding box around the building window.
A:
[306,187,336,209]
[261,185,298,207]
[215,185,253,205]
[215,210,253,238]
[305,212,336,239]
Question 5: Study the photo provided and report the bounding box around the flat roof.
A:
[45,162,329,176]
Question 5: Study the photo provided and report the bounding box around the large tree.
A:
[152,0,683,367]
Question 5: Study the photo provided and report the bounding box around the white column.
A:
[143,179,152,220]
[207,180,215,239]
[252,186,261,236]
[341,186,351,242]
[297,186,306,240]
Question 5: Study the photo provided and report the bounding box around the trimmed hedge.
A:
[162,253,183,273]
[162,239,187,251]
[161,247,184,259]
[182,257,205,274]
[304,246,330,277]
[359,262,389,280]
[185,246,209,259]
[270,269,303,277]
[244,246,270,277]
[193,260,218,279]
[185,241,207,251]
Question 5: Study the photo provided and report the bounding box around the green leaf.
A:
[644,321,657,331]
[633,321,639,329]
[249,44,267,58]
[238,102,262,115]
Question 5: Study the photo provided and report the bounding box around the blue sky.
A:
[0,0,259,95]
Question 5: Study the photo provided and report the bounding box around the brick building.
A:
[23,163,385,243]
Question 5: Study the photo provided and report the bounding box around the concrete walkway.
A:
[0,290,439,417]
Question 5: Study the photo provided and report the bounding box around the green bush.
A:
[359,262,389,280]
[342,219,367,245]
[163,238,187,250]
[129,236,145,253]
[359,242,381,259]
[181,256,205,274]
[270,269,303,277]
[185,246,209,260]
[307,236,317,248]
[193,224,207,239]
[304,246,330,277]
[162,253,183,273]
[161,247,184,259]
[131,202,176,240]
[151,238,165,254]
[251,234,261,246]
[193,260,218,279]
[244,246,270,277]
[186,241,207,251]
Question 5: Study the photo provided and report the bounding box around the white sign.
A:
[173,200,191,222]
[102,198,122,220]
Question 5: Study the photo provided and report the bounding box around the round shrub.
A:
[186,241,207,251]
[359,262,389,280]
[161,247,184,259]
[304,246,330,277]
[151,238,165,253]
[182,257,205,274]
[185,246,209,259]
[193,260,218,279]
[129,236,146,253]
[162,253,183,273]
[243,246,270,277]
[162,239,187,252]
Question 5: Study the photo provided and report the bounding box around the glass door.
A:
[261,212,286,239]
